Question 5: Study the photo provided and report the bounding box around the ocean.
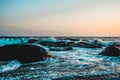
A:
[0,37,120,80]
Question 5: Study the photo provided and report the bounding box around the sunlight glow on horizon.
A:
[0,0,120,36]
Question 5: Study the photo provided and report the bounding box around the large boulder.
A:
[0,44,52,63]
[99,44,120,56]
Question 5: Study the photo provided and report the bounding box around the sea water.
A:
[0,37,120,80]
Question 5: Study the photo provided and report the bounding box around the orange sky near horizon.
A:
[0,0,120,36]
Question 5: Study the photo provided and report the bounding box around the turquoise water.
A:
[0,37,120,79]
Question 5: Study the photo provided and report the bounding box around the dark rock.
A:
[0,44,52,63]
[49,47,73,51]
[54,42,66,47]
[40,41,74,47]
[0,44,19,60]
[27,38,39,43]
[99,44,120,56]
[74,42,102,48]
[64,38,80,41]
[115,43,120,47]
[40,42,56,47]
[55,41,74,47]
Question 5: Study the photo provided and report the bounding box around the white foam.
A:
[40,37,59,42]
[0,38,29,46]
[96,39,116,46]
[0,60,22,73]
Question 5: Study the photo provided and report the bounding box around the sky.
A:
[0,0,120,36]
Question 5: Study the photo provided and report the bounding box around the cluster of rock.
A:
[28,37,74,51]
[0,37,119,63]
[27,37,116,50]
[27,37,120,57]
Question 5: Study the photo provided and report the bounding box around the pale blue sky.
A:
[0,0,120,36]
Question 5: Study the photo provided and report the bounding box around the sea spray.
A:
[0,60,22,73]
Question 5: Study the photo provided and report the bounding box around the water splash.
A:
[0,60,22,73]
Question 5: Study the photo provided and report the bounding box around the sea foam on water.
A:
[0,37,120,79]
[0,60,22,73]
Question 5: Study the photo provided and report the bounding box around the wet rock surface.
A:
[74,42,102,48]
[99,44,120,57]
[0,44,52,63]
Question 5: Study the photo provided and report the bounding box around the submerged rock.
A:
[27,38,39,43]
[55,41,74,47]
[74,41,102,48]
[64,37,80,41]
[40,42,56,47]
[39,37,75,47]
[40,41,74,47]
[0,44,52,63]
[99,44,120,56]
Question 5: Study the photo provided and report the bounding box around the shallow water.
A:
[0,37,120,80]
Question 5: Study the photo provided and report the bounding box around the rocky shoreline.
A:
[0,37,120,80]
